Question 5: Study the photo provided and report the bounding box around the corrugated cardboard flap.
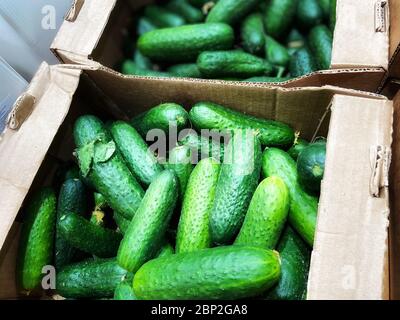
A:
[308,94,393,300]
[0,63,81,250]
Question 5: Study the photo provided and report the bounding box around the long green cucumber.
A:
[206,0,261,25]
[144,5,186,28]
[264,0,297,39]
[241,13,265,55]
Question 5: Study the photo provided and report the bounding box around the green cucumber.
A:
[117,170,178,273]
[56,258,128,299]
[55,179,87,270]
[18,188,56,291]
[121,60,172,78]
[157,242,175,258]
[59,213,122,258]
[189,102,295,147]
[262,148,318,247]
[176,158,220,253]
[165,146,194,199]
[133,246,281,300]
[131,103,189,138]
[113,212,131,235]
[244,76,291,83]
[210,131,262,244]
[265,36,290,67]
[144,5,186,28]
[241,13,265,55]
[264,0,297,39]
[167,63,202,78]
[206,0,260,25]
[138,23,234,62]
[287,138,309,160]
[296,0,324,30]
[110,121,163,186]
[309,25,333,70]
[330,0,337,31]
[265,226,311,300]
[74,115,145,220]
[318,0,331,19]
[234,176,289,249]
[137,17,158,36]
[114,280,137,300]
[133,49,153,70]
[289,47,317,77]
[197,50,274,78]
[167,0,204,23]
[297,141,326,193]
[179,131,225,162]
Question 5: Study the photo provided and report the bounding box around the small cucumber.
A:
[210,131,262,244]
[176,158,220,253]
[133,49,153,70]
[296,0,324,30]
[265,226,311,300]
[110,121,163,186]
[265,36,290,67]
[197,50,274,78]
[133,246,281,300]
[262,148,318,247]
[18,188,56,291]
[55,179,87,270]
[117,171,179,273]
[287,138,309,160]
[189,102,295,147]
[121,60,172,78]
[131,103,189,138]
[165,146,194,199]
[179,131,225,162]
[166,0,204,23]
[235,176,289,249]
[56,258,128,299]
[138,23,234,62]
[289,47,317,77]
[113,212,131,235]
[114,280,137,300]
[59,213,122,258]
[241,13,265,56]
[167,63,202,78]
[309,25,333,70]
[137,17,158,36]
[264,0,297,39]
[74,115,145,220]
[144,5,186,28]
[206,0,260,26]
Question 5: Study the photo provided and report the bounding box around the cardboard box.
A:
[0,62,395,299]
[50,0,397,93]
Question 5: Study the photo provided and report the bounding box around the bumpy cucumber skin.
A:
[59,213,122,258]
[167,63,202,78]
[110,121,163,186]
[18,188,56,291]
[264,0,297,39]
[287,138,309,160]
[117,171,178,273]
[206,0,260,25]
[138,23,234,62]
[262,148,318,247]
[131,103,189,138]
[176,158,220,253]
[144,5,186,28]
[74,115,145,220]
[309,25,333,70]
[241,13,265,55]
[122,60,172,78]
[114,212,131,235]
[55,179,87,270]
[297,141,326,193]
[210,131,262,244]
[167,0,204,23]
[137,17,157,36]
[265,36,290,67]
[179,131,225,162]
[289,47,318,77]
[197,50,274,78]
[165,146,194,199]
[133,246,281,300]
[296,0,323,30]
[235,176,289,249]
[265,226,311,300]
[244,76,291,83]
[114,280,137,300]
[189,102,295,147]
[56,258,128,299]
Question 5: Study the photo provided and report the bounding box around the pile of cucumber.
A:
[121,0,336,82]
[17,102,326,300]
